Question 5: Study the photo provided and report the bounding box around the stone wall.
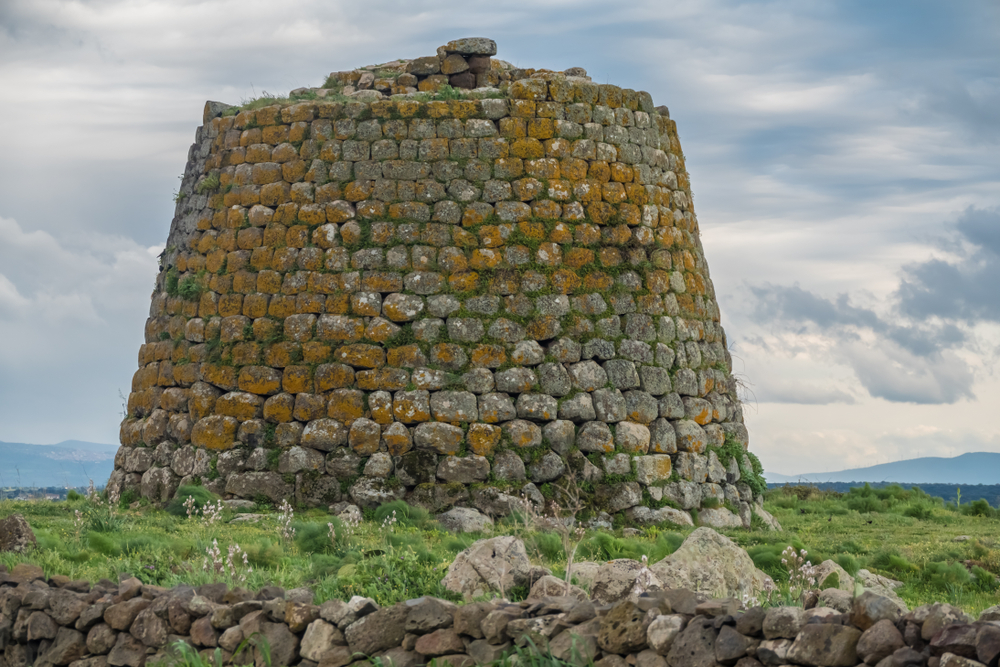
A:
[110,37,763,526]
[1,559,997,667]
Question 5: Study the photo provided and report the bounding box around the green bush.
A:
[923,561,972,589]
[847,494,884,514]
[373,500,430,528]
[294,521,336,554]
[166,486,218,517]
[833,553,861,575]
[903,503,935,520]
[961,499,996,518]
[871,549,917,575]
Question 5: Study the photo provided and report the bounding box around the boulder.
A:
[440,536,531,599]
[436,507,493,533]
[786,624,862,667]
[598,601,651,654]
[528,575,588,601]
[648,528,773,601]
[812,560,855,592]
[0,514,36,553]
[590,559,660,605]
[857,618,905,665]
[697,507,743,529]
[666,617,718,667]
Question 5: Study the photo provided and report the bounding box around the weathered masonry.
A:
[111,37,767,528]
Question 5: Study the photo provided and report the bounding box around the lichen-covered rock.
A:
[441,536,531,599]
[649,528,773,601]
[0,514,36,553]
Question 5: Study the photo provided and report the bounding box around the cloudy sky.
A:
[0,0,997,475]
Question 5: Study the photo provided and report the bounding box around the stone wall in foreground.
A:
[110,37,764,527]
[1,558,997,667]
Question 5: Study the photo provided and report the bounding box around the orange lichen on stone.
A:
[471,345,506,368]
[191,415,237,450]
[468,423,501,456]
[334,344,386,369]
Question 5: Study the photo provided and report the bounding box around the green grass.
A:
[2,482,1000,614]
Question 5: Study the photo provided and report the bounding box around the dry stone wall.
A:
[111,37,763,526]
[2,559,999,667]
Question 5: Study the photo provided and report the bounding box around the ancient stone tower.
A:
[111,37,768,529]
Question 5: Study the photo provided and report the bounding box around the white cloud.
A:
[0,215,157,442]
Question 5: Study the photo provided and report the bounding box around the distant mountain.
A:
[765,452,1000,485]
[0,440,118,488]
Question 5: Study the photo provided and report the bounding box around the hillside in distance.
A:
[765,452,1000,485]
[0,440,117,488]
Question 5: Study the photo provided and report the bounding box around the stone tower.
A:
[110,38,768,529]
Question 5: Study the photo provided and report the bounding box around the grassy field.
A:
[1,484,998,615]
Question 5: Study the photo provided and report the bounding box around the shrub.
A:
[923,561,972,589]
[166,486,218,517]
[373,500,430,528]
[903,503,934,520]
[833,553,861,575]
[961,499,996,518]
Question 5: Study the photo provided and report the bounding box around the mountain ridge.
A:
[765,451,1000,485]
[0,440,117,488]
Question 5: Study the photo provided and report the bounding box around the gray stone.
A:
[349,478,406,509]
[437,455,490,483]
[674,420,707,452]
[495,368,537,393]
[597,481,643,513]
[528,452,567,483]
[364,452,394,478]
[638,367,671,396]
[491,450,526,481]
[462,368,495,394]
[414,422,465,454]
[436,507,493,533]
[786,624,862,667]
[516,393,559,421]
[590,559,660,605]
[0,514,37,553]
[616,421,651,453]
[488,318,526,343]
[577,421,614,453]
[583,338,616,361]
[626,506,694,528]
[593,388,626,422]
[604,360,640,389]
[447,318,485,342]
[503,419,543,448]
[647,614,686,656]
[763,607,804,640]
[278,446,324,474]
[538,363,572,396]
[658,393,685,419]
[623,390,659,424]
[441,536,531,599]
[543,420,576,455]
[698,507,743,529]
[549,338,582,362]
[478,393,516,422]
[649,528,774,601]
[512,341,545,365]
[648,418,677,454]
[430,391,478,422]
[559,393,596,422]
[568,361,607,392]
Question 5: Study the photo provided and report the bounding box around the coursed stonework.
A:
[111,38,763,527]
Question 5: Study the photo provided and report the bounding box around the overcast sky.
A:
[0,0,997,475]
